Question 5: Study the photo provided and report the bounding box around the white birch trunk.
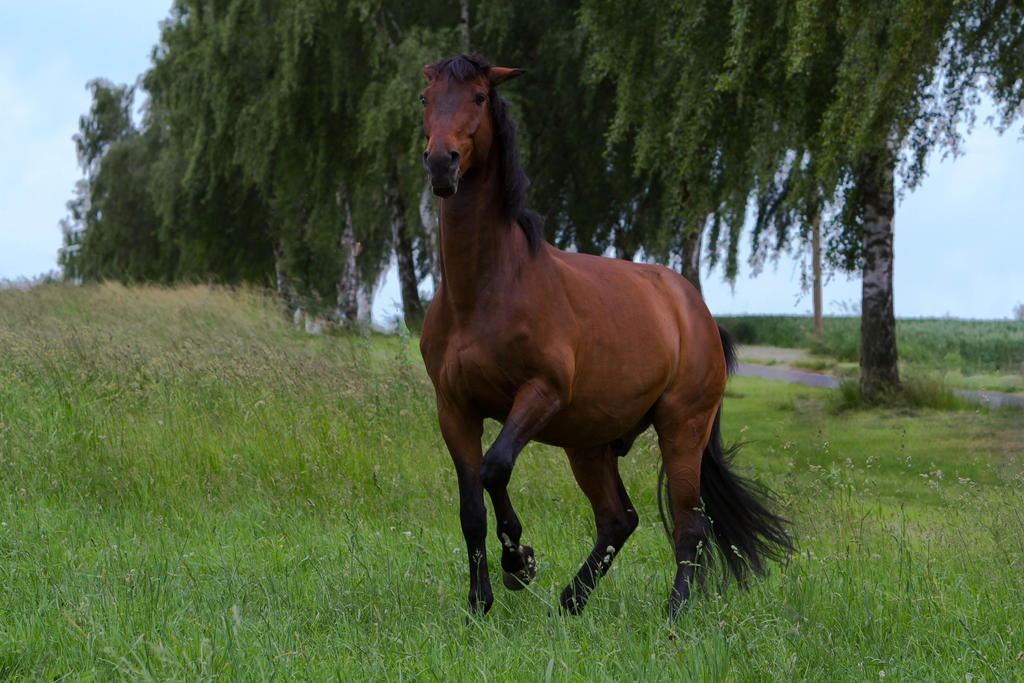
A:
[859,141,900,400]
[335,195,360,326]
[811,211,823,342]
[420,182,442,290]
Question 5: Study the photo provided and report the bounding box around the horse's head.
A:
[420,55,523,198]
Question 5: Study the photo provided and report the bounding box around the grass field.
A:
[718,314,1024,394]
[2,284,1023,680]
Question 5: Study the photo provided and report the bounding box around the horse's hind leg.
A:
[559,445,639,614]
[653,399,720,617]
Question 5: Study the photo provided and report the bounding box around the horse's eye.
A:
[419,94,426,106]
[473,93,486,106]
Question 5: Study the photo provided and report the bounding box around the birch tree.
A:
[60,80,173,283]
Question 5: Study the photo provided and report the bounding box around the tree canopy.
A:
[62,0,1024,390]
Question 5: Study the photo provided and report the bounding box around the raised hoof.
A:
[501,545,536,590]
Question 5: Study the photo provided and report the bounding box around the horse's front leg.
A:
[438,404,492,615]
[480,379,562,589]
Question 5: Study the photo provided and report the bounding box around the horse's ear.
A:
[422,64,438,82]
[489,67,525,87]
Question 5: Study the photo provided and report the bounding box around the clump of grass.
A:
[827,377,971,412]
[791,359,834,372]
[827,379,867,411]
[900,377,973,411]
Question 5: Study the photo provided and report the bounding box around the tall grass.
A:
[1,284,1022,679]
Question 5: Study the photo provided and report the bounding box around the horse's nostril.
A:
[424,150,460,177]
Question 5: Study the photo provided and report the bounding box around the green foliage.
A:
[580,0,752,274]
[581,0,1024,273]
[64,0,700,317]
[720,314,861,360]
[473,0,650,258]
[73,80,137,174]
[63,2,1024,331]
[2,284,1023,679]
[61,81,176,283]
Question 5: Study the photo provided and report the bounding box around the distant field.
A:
[717,315,1024,393]
[1,284,1022,680]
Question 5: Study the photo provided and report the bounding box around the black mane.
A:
[427,54,545,254]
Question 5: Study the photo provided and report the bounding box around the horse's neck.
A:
[436,168,528,312]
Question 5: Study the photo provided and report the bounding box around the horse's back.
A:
[549,248,721,371]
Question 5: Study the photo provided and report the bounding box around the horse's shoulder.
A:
[420,298,455,377]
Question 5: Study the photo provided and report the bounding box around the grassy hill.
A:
[1,284,1022,679]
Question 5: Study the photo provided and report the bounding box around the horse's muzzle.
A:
[431,179,458,197]
[424,150,460,197]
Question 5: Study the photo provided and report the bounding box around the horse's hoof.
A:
[558,581,590,615]
[502,545,536,590]
[558,592,585,616]
[665,595,688,621]
[502,570,526,590]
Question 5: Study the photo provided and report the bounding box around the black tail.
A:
[658,325,792,584]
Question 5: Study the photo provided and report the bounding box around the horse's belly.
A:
[528,332,675,447]
[532,384,661,449]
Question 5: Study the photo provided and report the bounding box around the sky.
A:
[3,3,1023,322]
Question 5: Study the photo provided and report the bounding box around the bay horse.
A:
[418,54,790,617]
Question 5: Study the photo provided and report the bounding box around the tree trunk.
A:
[811,210,823,342]
[335,195,360,326]
[680,222,703,295]
[859,144,900,401]
[460,0,471,50]
[385,160,424,330]
[420,182,442,289]
[358,270,385,325]
[273,244,296,316]
[613,224,637,261]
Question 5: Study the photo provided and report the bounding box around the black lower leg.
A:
[456,469,493,615]
[559,514,636,614]
[667,510,707,618]
[559,450,639,615]
[559,539,617,614]
[488,487,536,590]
